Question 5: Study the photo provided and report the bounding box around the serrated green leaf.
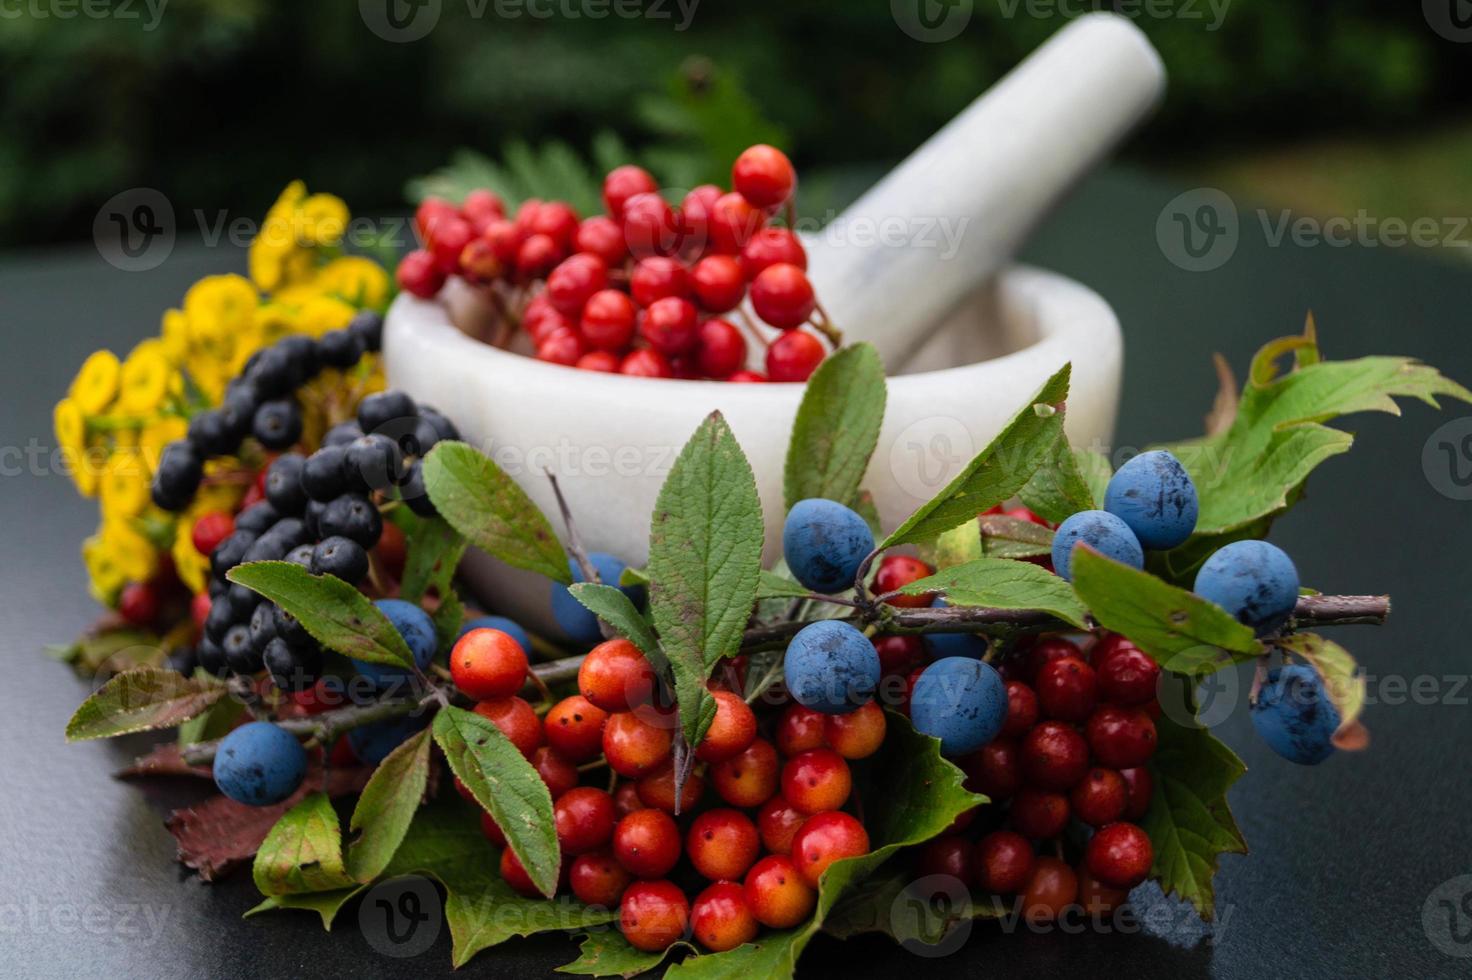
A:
[1143,716,1248,921]
[899,557,1087,628]
[1070,547,1262,673]
[227,562,415,669]
[399,514,467,604]
[383,800,615,968]
[432,706,559,899]
[422,441,571,584]
[558,932,690,977]
[1019,439,1100,524]
[978,514,1054,560]
[882,365,1071,549]
[244,886,367,930]
[347,727,432,882]
[569,583,665,671]
[646,412,764,744]
[664,713,982,979]
[253,792,356,897]
[65,667,225,741]
[783,343,887,511]
[1278,632,1366,739]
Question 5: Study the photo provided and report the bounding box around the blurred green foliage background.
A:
[0,0,1464,248]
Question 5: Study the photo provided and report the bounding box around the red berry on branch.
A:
[603,165,659,222]
[555,786,617,855]
[781,748,852,815]
[823,700,887,760]
[640,297,701,356]
[623,192,681,257]
[531,746,579,799]
[574,215,628,266]
[630,256,690,307]
[577,351,621,373]
[544,694,609,762]
[1025,635,1082,681]
[775,704,827,756]
[620,348,673,378]
[190,590,212,632]
[1069,766,1128,827]
[460,189,505,230]
[750,263,815,329]
[757,795,806,855]
[635,760,705,814]
[1078,865,1131,915]
[414,196,457,242]
[963,738,1024,801]
[1021,857,1078,923]
[710,737,779,808]
[690,881,759,953]
[500,846,542,898]
[473,696,543,758]
[190,512,234,557]
[1094,637,1161,707]
[917,835,973,887]
[765,330,825,382]
[680,184,724,252]
[745,855,816,928]
[459,238,503,284]
[483,218,523,265]
[451,628,528,701]
[603,711,674,778]
[791,811,869,887]
[479,809,506,846]
[613,781,644,818]
[1084,821,1153,889]
[546,253,609,317]
[689,255,746,313]
[1086,706,1157,769]
[872,634,923,675]
[1010,787,1070,839]
[579,639,657,712]
[619,880,689,952]
[740,227,807,280]
[694,689,758,763]
[570,849,633,908]
[536,328,585,367]
[515,233,562,280]
[1022,720,1090,790]
[1035,655,1098,723]
[973,830,1035,894]
[687,808,761,882]
[733,144,796,210]
[727,370,766,383]
[1119,766,1153,820]
[874,554,934,608]
[530,201,579,251]
[694,318,747,379]
[1001,680,1040,738]
[396,249,445,299]
[428,215,474,275]
[613,807,682,878]
[580,289,638,352]
[118,582,159,627]
[708,192,763,254]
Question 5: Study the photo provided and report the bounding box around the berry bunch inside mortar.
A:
[64,323,1466,974]
[396,145,836,382]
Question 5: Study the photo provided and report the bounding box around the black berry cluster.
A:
[166,309,462,689]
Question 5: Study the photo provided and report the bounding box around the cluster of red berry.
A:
[449,631,884,953]
[867,519,1158,922]
[395,145,833,382]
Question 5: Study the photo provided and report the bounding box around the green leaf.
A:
[399,514,467,604]
[432,589,465,655]
[927,519,983,569]
[245,886,367,930]
[664,713,982,979]
[1278,632,1367,741]
[66,667,225,741]
[646,412,764,743]
[177,693,244,747]
[1019,439,1102,524]
[1069,547,1262,673]
[882,365,1071,549]
[422,441,571,584]
[383,800,615,968]
[569,583,665,671]
[900,557,1087,629]
[431,706,559,899]
[252,792,356,897]
[1143,716,1248,921]
[346,727,432,882]
[1162,333,1472,541]
[558,932,688,977]
[227,562,415,669]
[979,514,1054,560]
[755,570,811,601]
[783,343,887,511]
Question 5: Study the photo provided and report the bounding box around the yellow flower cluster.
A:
[57,182,391,607]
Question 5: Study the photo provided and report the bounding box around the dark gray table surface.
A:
[4,168,1471,978]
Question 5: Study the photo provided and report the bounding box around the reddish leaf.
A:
[116,743,213,780]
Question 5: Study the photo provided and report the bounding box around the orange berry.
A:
[743,855,816,928]
[450,628,528,700]
[823,701,887,759]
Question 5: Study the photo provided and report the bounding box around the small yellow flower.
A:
[139,417,187,470]
[82,534,127,605]
[317,256,390,308]
[160,308,190,365]
[117,342,172,414]
[54,399,100,497]
[299,193,349,247]
[69,350,121,415]
[99,450,152,520]
[101,517,158,583]
[184,274,258,341]
[295,294,358,338]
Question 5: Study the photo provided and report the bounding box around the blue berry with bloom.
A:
[782,498,874,594]
[1051,510,1144,581]
[1194,539,1299,635]
[1103,449,1199,550]
[783,620,881,714]
[909,657,1007,755]
[549,552,643,644]
[1251,664,1339,765]
[213,722,307,806]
